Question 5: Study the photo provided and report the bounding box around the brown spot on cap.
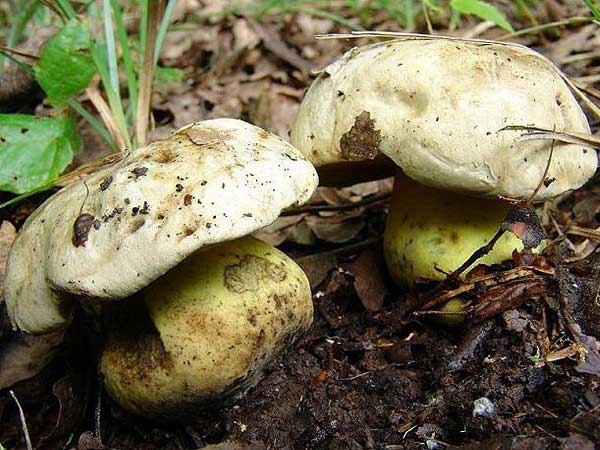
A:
[184,128,231,146]
[183,194,193,206]
[99,176,113,191]
[151,146,176,163]
[339,111,381,161]
[73,213,95,247]
[131,167,148,179]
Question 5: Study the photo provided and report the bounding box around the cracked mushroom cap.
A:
[291,37,597,196]
[5,119,318,334]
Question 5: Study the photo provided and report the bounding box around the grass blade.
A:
[1,0,39,64]
[136,0,163,146]
[582,0,600,20]
[55,0,76,19]
[67,98,117,150]
[139,0,148,63]
[102,0,120,100]
[154,0,177,66]
[91,44,131,149]
[109,0,138,120]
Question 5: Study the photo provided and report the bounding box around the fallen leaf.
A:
[233,19,260,51]
[247,18,314,75]
[0,328,65,389]
[0,220,17,303]
[345,248,388,312]
[254,215,315,246]
[248,91,299,139]
[295,252,337,289]
[38,374,89,445]
[305,213,365,243]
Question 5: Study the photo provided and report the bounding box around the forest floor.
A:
[1,1,599,449]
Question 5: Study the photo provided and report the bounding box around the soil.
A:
[1,188,599,450]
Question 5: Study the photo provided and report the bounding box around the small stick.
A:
[281,192,391,216]
[528,138,555,202]
[447,227,506,280]
[94,386,103,444]
[9,390,33,450]
[0,45,39,60]
[86,85,126,150]
[136,0,164,147]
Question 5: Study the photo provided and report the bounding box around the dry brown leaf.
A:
[164,92,205,128]
[254,215,315,246]
[295,252,337,289]
[37,373,89,445]
[0,220,67,388]
[0,221,17,303]
[161,29,216,64]
[0,329,65,389]
[247,18,314,75]
[233,19,260,51]
[249,91,299,139]
[346,248,388,312]
[305,213,365,243]
[171,0,200,22]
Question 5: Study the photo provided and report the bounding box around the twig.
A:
[574,81,600,102]
[559,49,600,65]
[462,20,495,39]
[528,138,555,202]
[559,73,600,121]
[136,0,164,147]
[421,266,553,310]
[447,227,506,280]
[421,1,434,35]
[9,390,33,450]
[281,192,391,216]
[86,85,126,150]
[94,384,103,444]
[499,125,600,149]
[565,225,600,241]
[0,45,39,60]
[497,16,595,39]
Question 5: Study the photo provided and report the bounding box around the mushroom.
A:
[291,37,597,286]
[4,118,318,421]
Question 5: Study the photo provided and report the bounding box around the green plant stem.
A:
[1,0,39,65]
[109,0,138,121]
[154,0,177,66]
[55,0,76,19]
[91,47,131,149]
[582,0,600,20]
[136,0,163,147]
[67,99,117,150]
[103,0,120,97]
[498,16,596,39]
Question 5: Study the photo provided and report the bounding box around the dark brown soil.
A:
[1,216,599,449]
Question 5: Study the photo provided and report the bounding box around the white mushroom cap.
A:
[291,37,597,198]
[6,119,318,334]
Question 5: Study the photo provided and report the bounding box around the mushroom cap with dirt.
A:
[4,118,318,420]
[291,37,597,286]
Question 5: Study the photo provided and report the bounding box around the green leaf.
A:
[154,66,184,83]
[450,0,514,32]
[0,114,80,194]
[582,0,600,20]
[34,19,96,105]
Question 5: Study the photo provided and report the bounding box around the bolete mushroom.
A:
[291,37,597,286]
[4,118,318,421]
